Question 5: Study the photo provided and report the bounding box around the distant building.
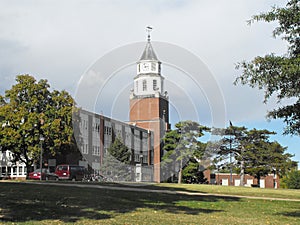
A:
[204,170,280,188]
[0,151,27,179]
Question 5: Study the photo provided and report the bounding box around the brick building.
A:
[204,170,280,188]
[128,33,170,182]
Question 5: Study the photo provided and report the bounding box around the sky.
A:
[1,0,299,166]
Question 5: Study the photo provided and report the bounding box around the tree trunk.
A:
[178,159,183,184]
[240,160,245,186]
[257,175,260,187]
[25,161,32,179]
[178,168,182,184]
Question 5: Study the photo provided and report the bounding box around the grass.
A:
[0,181,299,224]
[40,180,300,200]
[155,183,300,200]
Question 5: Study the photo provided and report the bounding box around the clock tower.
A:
[129,28,169,182]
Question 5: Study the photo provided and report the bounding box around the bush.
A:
[281,170,300,189]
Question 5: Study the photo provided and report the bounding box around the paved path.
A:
[25,181,300,202]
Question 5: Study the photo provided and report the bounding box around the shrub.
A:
[281,170,300,189]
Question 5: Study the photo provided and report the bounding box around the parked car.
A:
[55,164,85,181]
[28,168,58,180]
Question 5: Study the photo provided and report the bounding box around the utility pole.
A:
[40,136,44,181]
[229,121,233,186]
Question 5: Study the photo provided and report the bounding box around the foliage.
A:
[281,170,300,189]
[212,125,296,187]
[100,136,131,181]
[107,136,131,163]
[0,75,76,173]
[162,120,209,183]
[235,0,300,135]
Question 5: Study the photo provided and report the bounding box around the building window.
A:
[142,80,147,91]
[92,146,100,156]
[153,80,157,90]
[19,167,23,175]
[135,154,140,162]
[105,126,112,135]
[136,81,138,92]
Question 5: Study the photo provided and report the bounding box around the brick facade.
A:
[129,97,169,182]
[204,170,280,188]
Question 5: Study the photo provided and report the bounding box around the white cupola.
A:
[131,27,166,99]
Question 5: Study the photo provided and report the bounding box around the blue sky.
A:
[0,0,298,165]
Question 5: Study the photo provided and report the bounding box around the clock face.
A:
[142,63,150,71]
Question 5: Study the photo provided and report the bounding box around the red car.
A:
[28,168,58,180]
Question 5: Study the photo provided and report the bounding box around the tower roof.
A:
[139,41,158,61]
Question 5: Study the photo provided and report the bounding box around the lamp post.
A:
[140,154,143,182]
[40,136,44,181]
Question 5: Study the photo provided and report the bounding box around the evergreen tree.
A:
[162,121,209,184]
[100,137,131,181]
[212,126,296,187]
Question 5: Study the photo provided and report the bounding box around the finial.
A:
[146,26,153,42]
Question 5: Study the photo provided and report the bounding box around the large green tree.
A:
[162,121,209,184]
[212,126,296,187]
[235,0,300,135]
[0,75,76,175]
[212,125,249,186]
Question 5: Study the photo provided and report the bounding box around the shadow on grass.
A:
[0,182,239,223]
[278,211,300,218]
[62,180,210,194]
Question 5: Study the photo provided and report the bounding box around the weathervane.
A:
[146,26,153,41]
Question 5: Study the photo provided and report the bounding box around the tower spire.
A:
[146,26,153,42]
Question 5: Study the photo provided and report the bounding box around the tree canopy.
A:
[212,125,296,187]
[0,75,76,174]
[100,136,131,181]
[281,170,300,189]
[235,0,300,135]
[162,120,209,183]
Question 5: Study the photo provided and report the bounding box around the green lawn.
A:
[155,183,300,200]
[0,181,299,224]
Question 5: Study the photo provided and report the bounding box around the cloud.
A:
[0,0,288,119]
[1,0,298,163]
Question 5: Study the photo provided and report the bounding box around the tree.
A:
[0,75,76,175]
[181,141,208,184]
[100,136,131,181]
[162,121,209,184]
[235,0,300,135]
[281,170,300,189]
[212,125,249,186]
[212,126,295,187]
